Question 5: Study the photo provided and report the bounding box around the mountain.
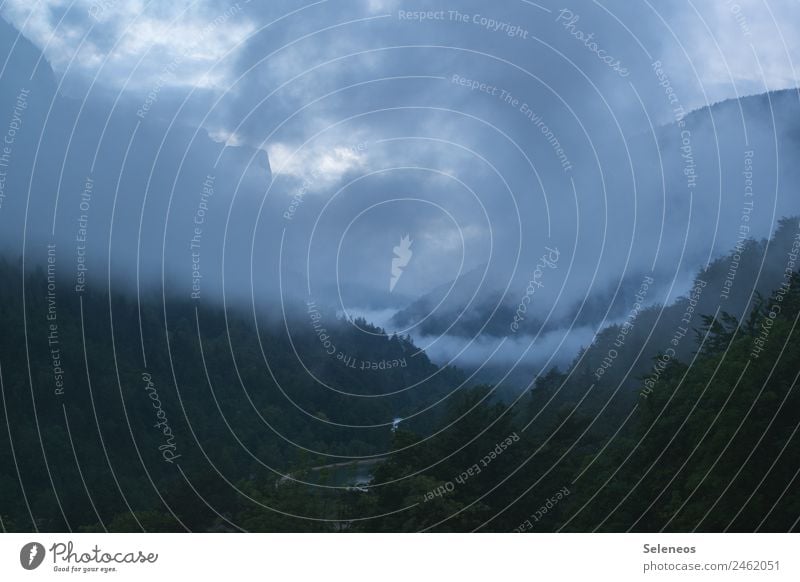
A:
[0,16,272,307]
[361,270,800,532]
[0,256,466,531]
[388,89,800,388]
[1,14,798,534]
[1,217,797,531]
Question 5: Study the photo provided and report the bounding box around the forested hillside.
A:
[0,259,461,531]
[1,219,798,532]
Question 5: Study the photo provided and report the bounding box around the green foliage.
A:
[1,230,799,532]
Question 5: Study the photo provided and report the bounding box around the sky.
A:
[1,0,800,377]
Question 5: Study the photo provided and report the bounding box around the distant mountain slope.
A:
[353,268,800,532]
[391,89,800,341]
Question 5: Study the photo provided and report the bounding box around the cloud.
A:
[267,140,369,190]
[631,0,800,106]
[0,0,255,92]
[3,0,800,382]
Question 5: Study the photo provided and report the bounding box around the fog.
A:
[1,0,799,383]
